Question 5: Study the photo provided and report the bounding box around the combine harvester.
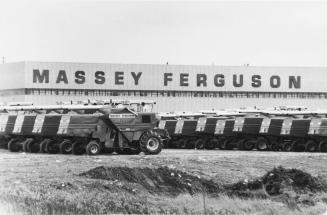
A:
[158,107,327,152]
[0,100,169,155]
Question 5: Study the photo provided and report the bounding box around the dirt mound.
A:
[80,166,221,196]
[225,166,327,206]
[261,166,326,195]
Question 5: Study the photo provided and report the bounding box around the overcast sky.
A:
[0,0,327,66]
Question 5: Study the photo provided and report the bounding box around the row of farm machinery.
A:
[0,100,169,155]
[159,108,327,152]
[1,99,327,154]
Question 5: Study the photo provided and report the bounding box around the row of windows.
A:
[22,88,327,99]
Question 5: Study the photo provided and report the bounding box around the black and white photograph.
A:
[1,0,327,214]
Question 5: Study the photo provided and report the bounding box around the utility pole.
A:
[2,57,5,64]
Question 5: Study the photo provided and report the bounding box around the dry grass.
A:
[1,149,327,214]
[1,190,327,215]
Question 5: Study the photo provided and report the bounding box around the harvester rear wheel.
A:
[59,139,73,154]
[22,139,29,152]
[175,139,185,149]
[45,140,59,154]
[319,141,327,152]
[195,138,205,149]
[256,137,269,151]
[243,139,256,151]
[27,140,40,153]
[72,142,85,155]
[292,140,305,152]
[8,138,21,152]
[205,139,217,150]
[0,138,8,149]
[86,141,101,156]
[270,140,280,151]
[305,140,318,152]
[282,141,293,152]
[225,139,234,150]
[39,139,51,153]
[140,135,163,155]
[217,138,226,150]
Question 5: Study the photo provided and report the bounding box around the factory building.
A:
[0,61,326,112]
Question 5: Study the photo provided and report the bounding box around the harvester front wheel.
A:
[141,135,162,155]
[8,138,21,152]
[86,141,101,156]
[59,139,73,154]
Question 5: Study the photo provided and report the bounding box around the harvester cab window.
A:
[142,115,151,123]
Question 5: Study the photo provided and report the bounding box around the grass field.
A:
[0,149,327,214]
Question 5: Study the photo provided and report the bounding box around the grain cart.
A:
[0,102,169,155]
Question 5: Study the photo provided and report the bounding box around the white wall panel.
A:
[0,62,25,90]
[23,62,323,92]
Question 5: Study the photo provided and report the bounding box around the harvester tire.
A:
[86,141,101,155]
[256,137,269,151]
[175,139,185,149]
[243,139,256,151]
[45,140,59,154]
[22,139,29,152]
[8,138,20,152]
[205,139,217,150]
[72,142,85,155]
[319,141,327,152]
[282,142,293,152]
[27,140,40,153]
[59,140,73,154]
[305,140,317,152]
[217,138,226,150]
[179,139,188,149]
[225,139,234,150]
[270,140,280,151]
[140,135,162,155]
[39,139,51,153]
[292,140,305,152]
[0,138,8,149]
[195,138,205,149]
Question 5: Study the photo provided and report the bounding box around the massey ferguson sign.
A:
[32,69,301,90]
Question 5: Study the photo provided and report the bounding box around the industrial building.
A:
[0,61,326,112]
